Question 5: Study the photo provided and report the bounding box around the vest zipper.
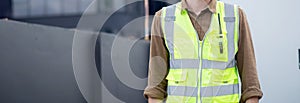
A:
[189,9,214,103]
[197,40,201,103]
[199,38,206,103]
[195,35,206,103]
[196,15,212,103]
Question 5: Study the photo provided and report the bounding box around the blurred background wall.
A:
[222,0,300,103]
[0,0,177,39]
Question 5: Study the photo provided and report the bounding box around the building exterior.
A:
[0,0,178,38]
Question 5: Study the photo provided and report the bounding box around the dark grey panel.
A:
[0,20,86,103]
[0,19,150,103]
[99,33,149,103]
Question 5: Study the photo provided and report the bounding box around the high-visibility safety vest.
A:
[161,1,240,103]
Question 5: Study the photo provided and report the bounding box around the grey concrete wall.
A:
[0,20,86,103]
[0,20,149,103]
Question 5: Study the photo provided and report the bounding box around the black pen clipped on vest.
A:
[298,49,300,69]
[218,13,224,54]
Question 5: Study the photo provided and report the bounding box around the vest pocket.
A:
[203,34,228,62]
[202,68,239,86]
[166,69,187,86]
[211,75,238,86]
[166,70,196,103]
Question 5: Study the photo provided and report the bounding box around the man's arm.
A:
[144,9,169,102]
[149,98,164,103]
[237,7,263,103]
[246,97,259,103]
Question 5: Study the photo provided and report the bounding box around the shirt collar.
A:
[181,0,217,13]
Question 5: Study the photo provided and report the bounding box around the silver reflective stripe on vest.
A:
[224,17,236,22]
[168,86,198,97]
[170,59,200,69]
[224,3,237,60]
[201,84,239,97]
[167,84,239,97]
[202,59,235,69]
[164,5,176,59]
[169,59,235,69]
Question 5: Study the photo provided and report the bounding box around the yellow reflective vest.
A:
[161,1,240,103]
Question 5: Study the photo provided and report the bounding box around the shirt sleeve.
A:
[143,9,169,100]
[236,7,263,103]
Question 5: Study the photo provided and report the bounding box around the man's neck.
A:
[186,0,211,15]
